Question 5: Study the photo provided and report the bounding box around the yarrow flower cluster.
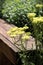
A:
[27,13,36,20]
[27,13,36,18]
[22,32,31,40]
[27,12,43,24]
[36,4,43,8]
[7,25,31,40]
[33,17,43,23]
[27,5,43,48]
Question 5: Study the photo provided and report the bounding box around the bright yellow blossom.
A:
[22,34,30,40]
[27,13,36,21]
[10,34,17,37]
[7,26,30,38]
[27,13,36,18]
[33,17,43,23]
[18,27,24,31]
[23,25,29,30]
[17,31,25,35]
[9,27,18,32]
[36,4,43,8]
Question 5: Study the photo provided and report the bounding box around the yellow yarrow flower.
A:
[33,17,43,24]
[10,27,18,32]
[26,32,31,36]
[17,31,25,35]
[22,34,30,40]
[36,4,43,8]
[7,27,18,35]
[10,34,17,37]
[27,13,36,21]
[23,25,29,30]
[27,13,36,18]
[7,26,30,39]
[18,27,24,31]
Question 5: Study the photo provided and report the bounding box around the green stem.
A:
[35,38,38,50]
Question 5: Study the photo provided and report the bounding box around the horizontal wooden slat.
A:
[0,19,36,52]
[0,40,19,65]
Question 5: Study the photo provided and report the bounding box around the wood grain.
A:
[0,19,36,52]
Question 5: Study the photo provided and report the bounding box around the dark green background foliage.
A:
[0,0,6,17]
[18,50,43,65]
[0,0,3,17]
[1,0,37,26]
[33,22,43,43]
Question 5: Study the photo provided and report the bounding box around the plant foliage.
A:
[2,0,37,26]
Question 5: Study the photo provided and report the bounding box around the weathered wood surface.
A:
[0,19,21,52]
[0,40,18,65]
[0,19,36,65]
[0,19,36,52]
[0,52,14,65]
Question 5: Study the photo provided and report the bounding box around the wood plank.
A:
[0,19,36,52]
[0,19,21,52]
[0,40,19,65]
[0,19,36,65]
[0,52,13,65]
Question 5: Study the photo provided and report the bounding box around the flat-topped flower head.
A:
[36,4,43,8]
[7,30,18,37]
[10,34,17,37]
[16,26,29,31]
[26,32,31,36]
[33,17,43,24]
[17,31,25,35]
[27,13,36,18]
[22,34,30,40]
[7,26,29,38]
[22,32,31,40]
[27,13,36,21]
[7,27,18,36]
[18,27,24,31]
[9,27,18,32]
[23,25,29,30]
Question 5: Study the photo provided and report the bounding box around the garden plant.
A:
[0,0,43,65]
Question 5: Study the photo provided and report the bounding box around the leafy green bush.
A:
[18,50,43,65]
[36,4,43,16]
[2,0,37,26]
[0,0,3,17]
[27,4,43,49]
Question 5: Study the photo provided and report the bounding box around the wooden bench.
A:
[0,19,36,65]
